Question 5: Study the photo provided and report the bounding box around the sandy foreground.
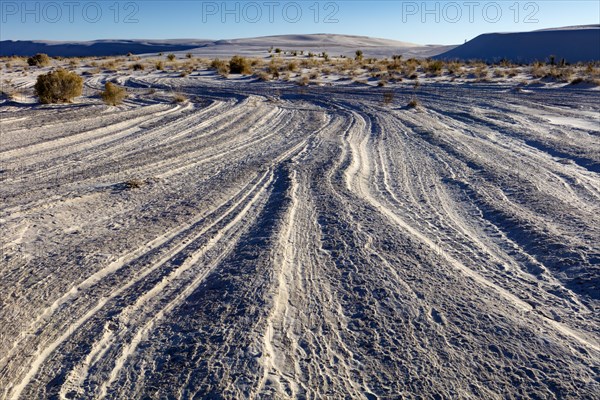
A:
[0,68,599,399]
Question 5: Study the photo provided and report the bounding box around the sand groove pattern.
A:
[0,80,598,399]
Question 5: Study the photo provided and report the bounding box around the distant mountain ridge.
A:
[436,25,600,63]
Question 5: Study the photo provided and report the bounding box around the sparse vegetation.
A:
[101,81,127,106]
[131,63,145,71]
[229,55,252,75]
[425,60,444,75]
[27,53,51,67]
[167,54,176,61]
[34,69,83,104]
[407,98,420,108]
[173,93,187,103]
[211,59,229,76]
[124,178,144,189]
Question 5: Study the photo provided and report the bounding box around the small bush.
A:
[173,93,187,103]
[131,63,145,71]
[35,69,83,104]
[407,97,420,108]
[256,71,271,81]
[425,60,444,75]
[27,53,51,67]
[155,61,164,70]
[229,55,252,75]
[298,75,310,86]
[124,179,144,189]
[101,81,127,106]
[210,59,229,76]
[167,54,176,61]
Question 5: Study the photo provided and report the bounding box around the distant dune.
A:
[436,25,600,63]
[0,34,454,59]
[0,39,212,57]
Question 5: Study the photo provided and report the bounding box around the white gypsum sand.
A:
[0,51,599,399]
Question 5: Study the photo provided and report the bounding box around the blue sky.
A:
[1,1,599,44]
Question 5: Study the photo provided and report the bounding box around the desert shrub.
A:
[186,53,193,59]
[447,62,464,76]
[229,55,252,74]
[34,69,83,104]
[544,66,573,82]
[102,60,118,71]
[210,59,229,76]
[256,71,271,81]
[173,93,187,103]
[155,61,165,70]
[167,54,176,61]
[27,53,51,67]
[407,98,420,108]
[275,48,282,54]
[473,64,489,79]
[101,81,127,106]
[124,179,144,189]
[131,63,145,71]
[355,50,364,61]
[530,62,546,78]
[298,75,309,86]
[425,60,444,75]
[287,61,298,72]
[493,68,507,78]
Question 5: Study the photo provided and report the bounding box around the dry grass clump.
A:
[155,61,165,70]
[298,75,310,86]
[287,61,298,72]
[256,71,272,81]
[131,63,145,71]
[530,62,546,78]
[472,63,489,80]
[229,55,252,75]
[124,179,145,189]
[101,81,127,106]
[407,98,420,108]
[27,53,51,67]
[447,62,465,76]
[173,93,187,103]
[210,59,229,76]
[35,69,83,104]
[424,60,444,76]
[543,66,574,82]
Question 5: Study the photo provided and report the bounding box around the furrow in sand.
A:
[342,109,599,353]
[4,169,274,400]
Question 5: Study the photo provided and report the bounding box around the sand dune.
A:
[0,34,454,59]
[437,25,600,63]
